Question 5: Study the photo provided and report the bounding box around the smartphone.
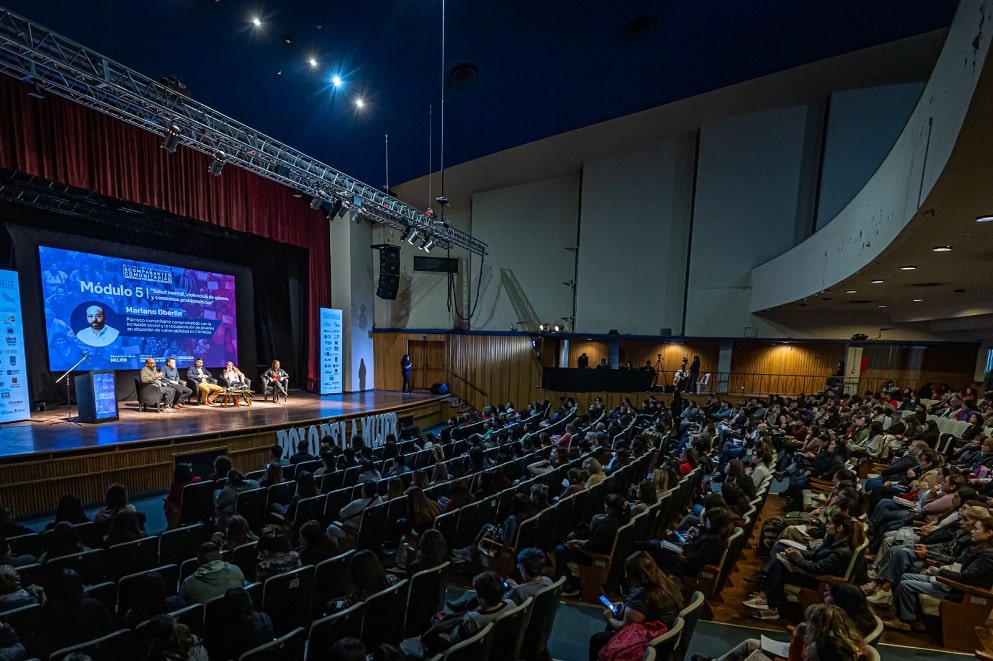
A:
[503,580,511,590]
[674,530,686,543]
[598,594,618,615]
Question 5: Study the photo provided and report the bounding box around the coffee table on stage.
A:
[217,388,253,407]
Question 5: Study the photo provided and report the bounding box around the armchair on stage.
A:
[134,377,163,412]
[261,371,289,403]
[218,375,252,391]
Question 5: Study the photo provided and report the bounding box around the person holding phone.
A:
[588,551,683,661]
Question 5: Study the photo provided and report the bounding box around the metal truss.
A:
[0,7,487,255]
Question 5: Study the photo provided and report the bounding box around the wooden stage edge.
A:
[0,390,450,519]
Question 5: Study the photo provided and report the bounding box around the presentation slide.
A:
[39,246,238,371]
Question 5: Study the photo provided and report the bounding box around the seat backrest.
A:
[228,541,259,583]
[107,536,160,580]
[489,596,534,661]
[442,621,494,661]
[235,487,268,534]
[357,501,389,550]
[238,626,306,661]
[312,550,356,620]
[117,564,180,616]
[169,602,205,639]
[519,576,565,661]
[49,627,133,661]
[360,579,408,650]
[674,591,705,661]
[306,603,364,661]
[293,493,328,530]
[180,480,218,526]
[646,616,684,659]
[158,523,210,566]
[261,565,316,636]
[45,547,107,586]
[404,562,451,637]
[715,528,745,593]
[606,521,637,590]
[265,481,296,510]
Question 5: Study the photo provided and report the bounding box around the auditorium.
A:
[0,0,989,659]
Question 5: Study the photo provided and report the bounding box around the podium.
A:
[74,370,119,423]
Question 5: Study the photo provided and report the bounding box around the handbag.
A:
[598,620,669,661]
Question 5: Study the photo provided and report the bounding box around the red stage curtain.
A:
[0,76,330,391]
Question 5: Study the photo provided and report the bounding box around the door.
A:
[408,339,445,391]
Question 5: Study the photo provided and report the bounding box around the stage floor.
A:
[0,390,441,460]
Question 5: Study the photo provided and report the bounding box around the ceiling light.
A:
[845,290,857,294]
[900,266,916,271]
[877,305,887,308]
[870,279,884,284]
[331,75,343,88]
[932,245,952,252]
[252,17,261,27]
[913,298,924,302]
[976,215,993,223]
[355,97,365,109]
[308,57,318,68]
[552,324,562,332]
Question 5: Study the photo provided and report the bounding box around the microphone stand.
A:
[54,353,89,425]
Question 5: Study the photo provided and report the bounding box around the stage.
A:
[0,389,446,460]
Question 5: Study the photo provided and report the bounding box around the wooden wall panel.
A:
[565,341,720,376]
[860,344,979,393]
[729,342,845,395]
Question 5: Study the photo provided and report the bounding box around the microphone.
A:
[81,351,91,359]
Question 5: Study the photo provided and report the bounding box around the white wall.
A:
[686,105,811,337]
[468,176,580,332]
[816,82,924,227]
[330,213,375,391]
[576,136,696,335]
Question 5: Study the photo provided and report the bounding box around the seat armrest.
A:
[937,577,993,597]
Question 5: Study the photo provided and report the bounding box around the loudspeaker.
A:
[430,383,449,395]
[376,246,401,300]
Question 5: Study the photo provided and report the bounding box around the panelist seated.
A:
[187,357,223,405]
[162,357,193,408]
[140,357,177,412]
[262,360,289,402]
[221,361,251,390]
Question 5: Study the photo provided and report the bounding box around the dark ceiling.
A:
[2,1,959,191]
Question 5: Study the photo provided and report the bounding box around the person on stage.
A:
[222,361,248,389]
[75,305,119,347]
[163,357,193,408]
[262,360,289,402]
[141,357,177,412]
[401,354,412,393]
[187,357,223,405]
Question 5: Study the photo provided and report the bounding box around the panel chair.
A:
[306,603,364,661]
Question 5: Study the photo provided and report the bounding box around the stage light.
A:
[552,324,562,332]
[309,196,322,210]
[308,57,318,68]
[336,200,350,218]
[208,151,226,176]
[352,211,364,225]
[407,229,419,245]
[331,75,343,88]
[399,226,412,242]
[252,16,261,27]
[326,199,343,219]
[161,123,181,153]
[355,97,365,109]
[423,237,435,252]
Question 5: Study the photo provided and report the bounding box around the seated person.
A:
[262,360,289,401]
[203,587,274,661]
[742,513,860,620]
[650,507,732,578]
[883,512,993,632]
[423,571,513,655]
[140,357,176,411]
[162,357,193,408]
[589,552,683,661]
[327,481,382,539]
[179,541,246,605]
[222,361,250,390]
[187,357,223,405]
[554,494,630,597]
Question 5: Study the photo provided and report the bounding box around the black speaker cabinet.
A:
[377,246,401,300]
